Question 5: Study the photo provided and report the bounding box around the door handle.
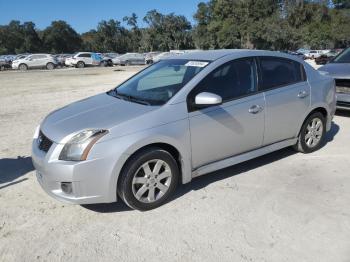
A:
[249,105,263,114]
[298,90,309,98]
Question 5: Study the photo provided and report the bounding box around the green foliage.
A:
[41,21,82,53]
[0,20,42,54]
[193,0,350,50]
[0,2,349,55]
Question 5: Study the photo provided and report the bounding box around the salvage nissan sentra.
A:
[32,50,336,210]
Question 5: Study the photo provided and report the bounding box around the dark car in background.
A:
[315,50,339,65]
[100,53,118,67]
[112,53,146,66]
[319,47,350,110]
[0,58,12,70]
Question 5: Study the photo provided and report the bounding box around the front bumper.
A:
[335,79,350,110]
[32,137,124,204]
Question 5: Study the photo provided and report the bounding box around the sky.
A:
[0,0,205,33]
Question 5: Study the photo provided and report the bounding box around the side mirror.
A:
[195,92,222,107]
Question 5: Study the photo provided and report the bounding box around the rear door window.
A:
[258,57,305,91]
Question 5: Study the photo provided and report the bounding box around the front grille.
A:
[335,79,350,94]
[38,131,53,153]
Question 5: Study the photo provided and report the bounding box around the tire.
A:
[19,64,28,71]
[293,112,326,153]
[76,61,85,68]
[118,147,179,211]
[46,62,54,70]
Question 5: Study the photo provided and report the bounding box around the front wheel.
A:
[293,112,326,153]
[19,63,28,71]
[76,61,85,68]
[118,147,179,211]
[46,62,54,70]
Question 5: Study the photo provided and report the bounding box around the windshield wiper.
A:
[109,90,151,105]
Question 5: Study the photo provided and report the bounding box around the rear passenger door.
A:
[79,53,92,65]
[28,55,42,68]
[188,58,265,169]
[258,57,310,145]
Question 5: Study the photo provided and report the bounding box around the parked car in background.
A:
[14,54,30,61]
[112,53,145,66]
[32,50,336,210]
[318,47,350,110]
[145,51,162,64]
[315,50,339,65]
[100,53,117,67]
[280,51,305,60]
[304,50,324,59]
[65,52,101,68]
[0,58,12,71]
[12,54,58,70]
[152,52,179,63]
[54,54,71,67]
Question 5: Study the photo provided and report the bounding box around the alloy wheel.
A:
[131,159,172,203]
[305,117,323,148]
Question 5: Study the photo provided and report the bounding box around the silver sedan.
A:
[32,50,336,210]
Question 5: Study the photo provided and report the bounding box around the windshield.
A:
[109,59,209,105]
[331,48,350,63]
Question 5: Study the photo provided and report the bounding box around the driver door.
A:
[188,58,265,169]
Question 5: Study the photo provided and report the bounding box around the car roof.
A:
[169,49,296,61]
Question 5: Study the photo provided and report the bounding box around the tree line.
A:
[0,0,349,55]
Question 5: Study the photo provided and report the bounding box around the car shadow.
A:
[82,121,339,213]
[335,109,349,117]
[321,121,339,146]
[0,156,34,190]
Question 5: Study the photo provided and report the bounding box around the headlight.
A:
[59,129,108,161]
[33,125,40,139]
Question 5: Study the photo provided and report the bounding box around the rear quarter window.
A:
[258,57,306,91]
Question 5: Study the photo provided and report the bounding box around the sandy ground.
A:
[0,65,350,262]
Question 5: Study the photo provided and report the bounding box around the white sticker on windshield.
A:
[185,61,209,67]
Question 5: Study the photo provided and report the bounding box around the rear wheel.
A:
[19,63,28,71]
[46,62,54,70]
[293,112,326,153]
[118,147,179,211]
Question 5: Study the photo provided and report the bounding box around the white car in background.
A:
[304,50,324,59]
[65,52,101,68]
[11,54,58,70]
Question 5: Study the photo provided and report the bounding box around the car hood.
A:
[318,63,350,79]
[40,93,157,143]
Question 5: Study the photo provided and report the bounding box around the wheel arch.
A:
[117,140,189,187]
[19,63,28,69]
[296,106,329,137]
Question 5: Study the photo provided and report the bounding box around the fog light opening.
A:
[61,182,73,194]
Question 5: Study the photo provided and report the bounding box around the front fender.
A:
[89,118,192,202]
